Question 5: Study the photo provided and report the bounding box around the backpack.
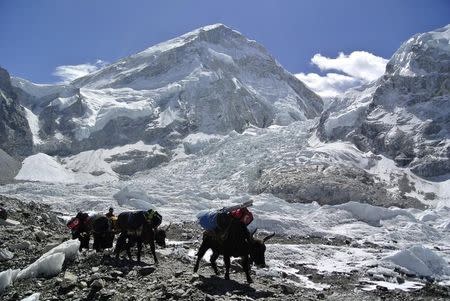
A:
[230,207,253,225]
[197,210,218,231]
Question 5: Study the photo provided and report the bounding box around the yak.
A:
[68,212,94,251]
[114,210,167,264]
[68,213,114,252]
[91,215,115,252]
[194,216,275,283]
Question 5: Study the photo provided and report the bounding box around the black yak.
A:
[67,212,93,251]
[194,216,274,283]
[92,215,115,252]
[114,210,166,264]
[68,213,114,252]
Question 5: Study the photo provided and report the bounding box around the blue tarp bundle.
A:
[197,210,218,230]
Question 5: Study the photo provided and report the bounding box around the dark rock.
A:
[279,284,295,295]
[91,279,105,290]
[0,66,33,158]
[317,292,325,299]
[138,266,156,276]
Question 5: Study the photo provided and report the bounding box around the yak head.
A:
[67,217,81,239]
[249,228,275,268]
[143,222,171,248]
[155,223,171,248]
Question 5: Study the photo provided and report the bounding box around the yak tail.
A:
[165,222,172,231]
[263,232,275,242]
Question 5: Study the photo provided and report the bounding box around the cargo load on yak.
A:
[197,200,253,231]
[230,207,254,225]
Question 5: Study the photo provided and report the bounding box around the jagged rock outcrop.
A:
[319,25,450,178]
[0,149,20,183]
[0,67,32,158]
[253,164,425,209]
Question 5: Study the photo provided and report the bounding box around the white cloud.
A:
[53,59,108,83]
[296,72,363,98]
[296,51,388,98]
[311,51,388,82]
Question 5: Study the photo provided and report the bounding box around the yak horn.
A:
[263,232,275,242]
[251,228,258,237]
[165,222,172,231]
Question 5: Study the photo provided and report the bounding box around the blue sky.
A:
[1,0,448,94]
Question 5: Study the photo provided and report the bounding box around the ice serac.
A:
[319,24,450,178]
[12,24,322,156]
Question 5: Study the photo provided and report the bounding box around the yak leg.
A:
[126,236,135,261]
[242,255,253,283]
[149,238,158,265]
[224,254,231,280]
[80,234,90,251]
[115,233,127,259]
[210,251,220,275]
[78,237,84,252]
[93,233,101,252]
[193,241,209,273]
[136,238,143,263]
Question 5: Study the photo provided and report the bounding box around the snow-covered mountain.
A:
[12,24,322,157]
[319,24,450,178]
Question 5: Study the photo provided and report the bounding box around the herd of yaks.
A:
[67,209,275,283]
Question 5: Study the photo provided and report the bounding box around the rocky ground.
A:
[1,195,450,301]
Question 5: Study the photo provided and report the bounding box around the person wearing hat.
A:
[105,207,115,218]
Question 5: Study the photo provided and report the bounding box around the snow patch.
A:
[0,269,20,293]
[63,141,165,180]
[329,201,415,226]
[360,279,424,292]
[21,293,41,301]
[385,245,450,277]
[156,107,182,127]
[15,153,75,183]
[41,239,80,262]
[17,240,79,280]
[23,108,42,145]
[17,253,65,279]
[182,133,224,154]
[208,48,234,64]
[49,94,79,110]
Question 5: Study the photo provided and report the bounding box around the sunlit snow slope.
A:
[11,24,322,156]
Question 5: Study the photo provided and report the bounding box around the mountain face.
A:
[319,25,450,178]
[12,24,322,156]
[0,67,33,158]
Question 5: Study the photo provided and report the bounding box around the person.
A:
[105,207,115,218]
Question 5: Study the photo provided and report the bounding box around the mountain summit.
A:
[12,24,322,155]
[319,24,450,178]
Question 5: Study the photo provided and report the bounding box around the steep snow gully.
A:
[1,23,450,299]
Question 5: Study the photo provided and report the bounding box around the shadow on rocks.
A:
[195,275,274,299]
